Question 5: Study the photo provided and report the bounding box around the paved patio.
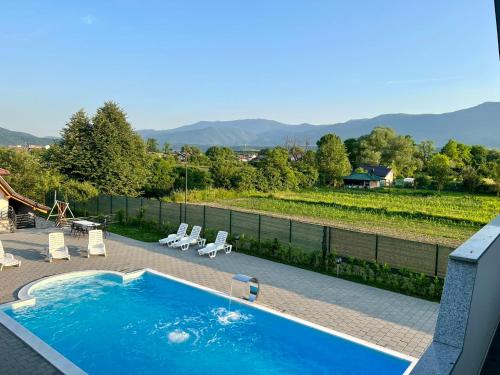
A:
[0,225,439,373]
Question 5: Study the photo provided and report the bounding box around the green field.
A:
[173,188,500,246]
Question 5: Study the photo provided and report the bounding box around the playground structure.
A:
[46,192,75,228]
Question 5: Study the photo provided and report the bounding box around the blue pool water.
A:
[5,272,411,374]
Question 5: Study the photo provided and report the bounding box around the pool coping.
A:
[0,268,418,374]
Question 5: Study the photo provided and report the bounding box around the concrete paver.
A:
[0,225,439,372]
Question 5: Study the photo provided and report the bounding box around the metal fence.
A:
[66,195,455,277]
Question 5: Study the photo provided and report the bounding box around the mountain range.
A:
[0,127,57,146]
[138,102,500,148]
[1,102,499,148]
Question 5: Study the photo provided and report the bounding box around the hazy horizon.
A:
[2,100,499,139]
[1,1,499,136]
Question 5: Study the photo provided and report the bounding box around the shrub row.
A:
[233,234,443,301]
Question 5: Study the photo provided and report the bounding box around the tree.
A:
[316,134,351,187]
[470,145,488,167]
[441,139,472,170]
[357,127,394,165]
[145,138,159,153]
[417,141,436,167]
[181,145,209,165]
[358,127,420,176]
[49,109,94,182]
[162,142,172,155]
[414,173,432,189]
[231,164,257,190]
[59,179,99,202]
[206,146,240,189]
[206,146,237,163]
[256,147,298,191]
[461,166,481,193]
[344,138,359,165]
[0,148,60,203]
[49,102,149,196]
[173,166,211,190]
[428,154,452,191]
[388,135,422,176]
[89,102,149,195]
[143,156,176,198]
[493,160,500,197]
[288,145,305,162]
[293,150,318,188]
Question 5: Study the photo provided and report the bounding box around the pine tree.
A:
[55,109,94,181]
[91,101,149,195]
[53,102,149,196]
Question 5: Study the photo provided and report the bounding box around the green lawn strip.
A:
[109,222,163,243]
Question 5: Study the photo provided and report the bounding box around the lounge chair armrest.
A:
[198,238,206,247]
[5,253,14,260]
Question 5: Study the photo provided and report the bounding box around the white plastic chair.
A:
[172,226,206,251]
[47,232,70,262]
[198,231,232,258]
[87,229,106,257]
[159,223,188,246]
[0,240,21,271]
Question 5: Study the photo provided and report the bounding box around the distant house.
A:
[238,153,258,162]
[342,172,382,189]
[0,168,49,233]
[357,165,394,186]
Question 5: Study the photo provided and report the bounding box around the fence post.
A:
[328,227,332,254]
[435,244,440,277]
[258,214,262,251]
[375,234,379,263]
[288,219,293,261]
[322,226,328,265]
[179,203,182,224]
[110,195,113,215]
[202,206,206,234]
[158,200,162,229]
[96,196,99,216]
[229,210,232,236]
[125,196,128,221]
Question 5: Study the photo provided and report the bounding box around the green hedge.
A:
[234,234,443,301]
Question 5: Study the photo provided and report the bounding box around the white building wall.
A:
[0,190,8,214]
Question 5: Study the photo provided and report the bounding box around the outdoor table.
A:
[72,220,101,234]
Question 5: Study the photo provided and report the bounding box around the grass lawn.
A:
[173,188,499,246]
[109,222,163,242]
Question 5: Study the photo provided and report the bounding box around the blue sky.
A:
[1,0,499,136]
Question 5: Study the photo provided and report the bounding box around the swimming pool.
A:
[2,270,414,374]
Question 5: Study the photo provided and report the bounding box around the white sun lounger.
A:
[198,231,232,258]
[87,229,106,257]
[0,240,21,271]
[47,232,70,262]
[159,223,188,246]
[172,225,206,251]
